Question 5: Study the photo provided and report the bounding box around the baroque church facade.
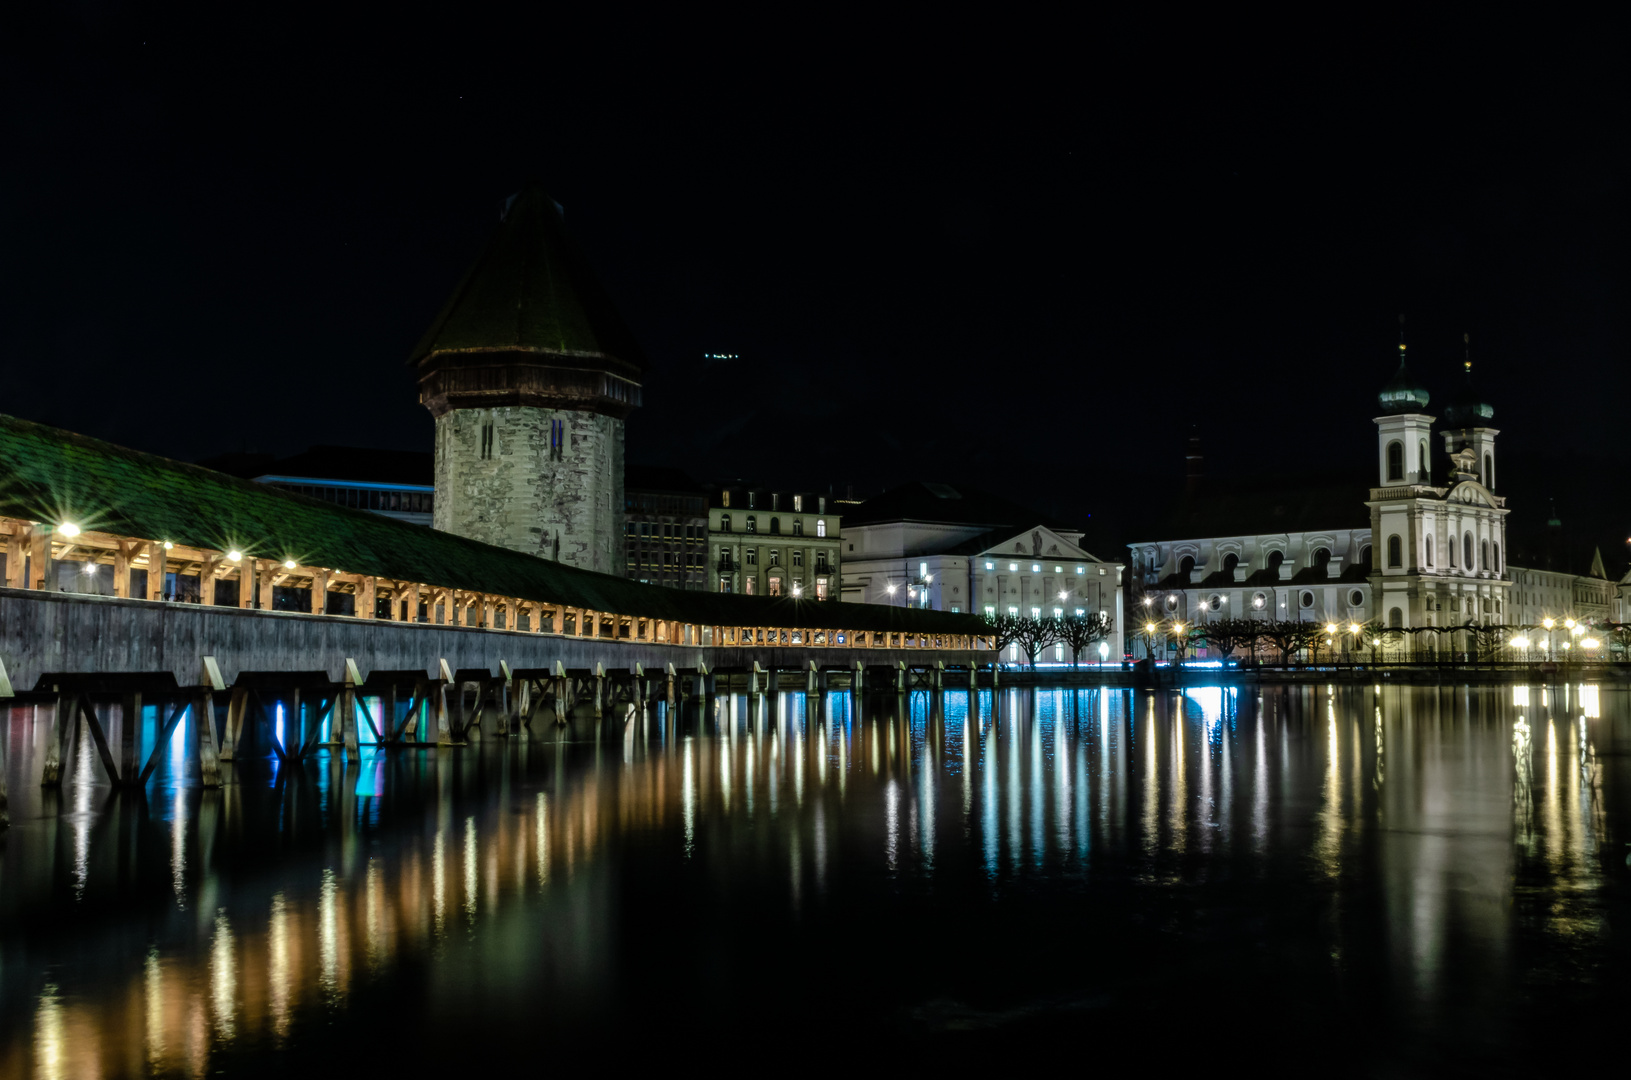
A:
[1128,335,1513,654]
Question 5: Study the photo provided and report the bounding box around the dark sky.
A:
[4,8,1625,570]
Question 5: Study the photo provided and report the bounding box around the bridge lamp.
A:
[57,522,80,537]
[163,540,174,550]
[228,550,242,562]
[82,562,97,575]
[284,559,297,570]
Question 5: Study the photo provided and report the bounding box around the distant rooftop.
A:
[843,481,1070,531]
[199,446,434,487]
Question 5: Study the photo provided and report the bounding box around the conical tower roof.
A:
[411,186,644,418]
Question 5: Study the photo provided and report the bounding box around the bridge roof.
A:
[0,414,980,636]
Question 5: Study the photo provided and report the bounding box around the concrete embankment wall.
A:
[0,588,980,690]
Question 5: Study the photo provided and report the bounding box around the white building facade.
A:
[841,483,1125,660]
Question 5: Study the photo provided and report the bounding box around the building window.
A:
[550,418,565,460]
[1300,590,1315,609]
[1007,606,1018,616]
[816,519,826,537]
[721,491,731,508]
[480,415,495,459]
[1252,592,1267,610]
[1222,553,1238,575]
[1492,542,1500,573]
[986,562,994,570]
[747,549,757,566]
[1031,607,1042,619]
[748,492,756,509]
[1420,439,1429,481]
[1076,565,1085,574]
[1481,538,1490,572]
[985,605,996,618]
[770,517,780,535]
[771,493,780,511]
[1009,563,1019,572]
[793,550,803,567]
[768,578,781,597]
[719,577,732,593]
[1387,535,1402,568]
[816,578,828,599]
[1483,452,1493,487]
[720,515,731,533]
[747,516,757,533]
[745,578,755,595]
[1425,536,1433,567]
[793,495,803,512]
[1350,589,1364,607]
[1386,440,1403,482]
[1031,563,1041,573]
[1165,595,1178,612]
[1463,532,1474,570]
[793,520,803,536]
[1389,607,1403,628]
[1267,550,1284,574]
[768,549,779,567]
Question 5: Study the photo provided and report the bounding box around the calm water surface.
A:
[1,683,1627,1075]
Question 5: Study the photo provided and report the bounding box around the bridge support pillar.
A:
[895,662,905,694]
[594,663,605,719]
[197,691,221,787]
[40,693,70,786]
[807,661,817,695]
[118,692,142,784]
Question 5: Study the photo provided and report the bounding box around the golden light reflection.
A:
[211,910,237,1040]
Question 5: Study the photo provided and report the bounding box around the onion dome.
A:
[1442,360,1494,427]
[1377,348,1430,414]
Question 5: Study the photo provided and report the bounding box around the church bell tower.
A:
[410,186,643,574]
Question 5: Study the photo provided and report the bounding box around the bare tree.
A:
[1058,612,1115,668]
[980,613,1027,661]
[1012,617,1063,670]
[1259,620,1325,664]
[1195,617,1256,662]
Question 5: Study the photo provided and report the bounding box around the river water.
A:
[1,683,1626,1075]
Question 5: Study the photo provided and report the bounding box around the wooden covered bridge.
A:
[0,415,995,813]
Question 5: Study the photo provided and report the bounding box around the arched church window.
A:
[1420,440,1429,480]
[1481,539,1490,571]
[1483,453,1493,487]
[816,519,827,537]
[1387,535,1402,568]
[1463,532,1474,570]
[1388,607,1403,629]
[1386,441,1404,482]
[1179,555,1195,578]
[1223,553,1239,575]
[1267,550,1284,574]
[1425,535,1434,567]
[1312,547,1331,570]
[1360,544,1372,569]
[1492,542,1500,573]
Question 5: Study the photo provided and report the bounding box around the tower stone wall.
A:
[434,407,624,574]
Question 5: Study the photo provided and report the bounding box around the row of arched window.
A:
[1386,532,1500,572]
[1171,544,1373,578]
[718,515,827,536]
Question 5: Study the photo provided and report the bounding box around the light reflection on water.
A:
[0,683,1626,1072]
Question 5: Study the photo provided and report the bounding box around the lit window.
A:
[1076,566,1085,574]
[816,519,826,537]
[920,562,928,578]
[1008,606,1018,616]
[1031,607,1041,619]
[1053,607,1063,618]
[985,561,994,570]
[1074,608,1085,616]
[1054,566,1063,573]
[793,495,803,512]
[1009,563,1018,572]
[984,605,996,617]
[1031,564,1041,573]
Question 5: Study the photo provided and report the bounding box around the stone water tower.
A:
[410,186,642,574]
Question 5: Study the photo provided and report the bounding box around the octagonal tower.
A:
[411,187,643,573]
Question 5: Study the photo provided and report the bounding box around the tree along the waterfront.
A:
[1057,612,1115,668]
[1194,618,1261,663]
[1012,617,1064,670]
[1257,620,1328,664]
[981,613,1028,660]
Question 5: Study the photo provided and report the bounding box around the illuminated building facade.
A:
[708,486,841,598]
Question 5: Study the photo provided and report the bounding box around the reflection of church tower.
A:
[411,187,643,573]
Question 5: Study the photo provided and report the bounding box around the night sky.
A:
[4,9,1624,569]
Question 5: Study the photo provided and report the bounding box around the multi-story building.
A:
[201,446,436,527]
[841,482,1125,660]
[1510,551,1615,628]
[623,466,708,589]
[1128,336,1522,658]
[708,486,841,598]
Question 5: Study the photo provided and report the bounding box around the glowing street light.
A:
[57,522,80,537]
[228,550,242,562]
[284,559,297,569]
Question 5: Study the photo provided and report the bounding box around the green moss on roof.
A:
[0,414,979,637]
[409,185,645,372]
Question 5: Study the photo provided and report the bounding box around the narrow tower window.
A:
[1386,441,1403,482]
[480,415,495,460]
[1483,452,1493,488]
[1419,440,1429,481]
[1463,532,1474,570]
[1387,534,1402,568]
[550,418,565,461]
